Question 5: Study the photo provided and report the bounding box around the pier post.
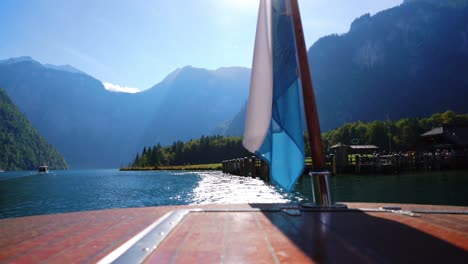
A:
[250,156,256,177]
[233,159,237,175]
[239,158,243,176]
[243,157,249,177]
[259,159,269,181]
[355,155,361,174]
[240,158,244,176]
[331,155,336,175]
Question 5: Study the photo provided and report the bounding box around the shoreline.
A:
[120,163,222,171]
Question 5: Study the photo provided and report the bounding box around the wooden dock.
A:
[222,156,270,181]
[223,153,468,177]
[338,153,467,174]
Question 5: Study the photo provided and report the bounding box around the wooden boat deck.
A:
[0,203,467,263]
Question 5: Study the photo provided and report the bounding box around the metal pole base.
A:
[301,202,348,209]
[309,171,333,207]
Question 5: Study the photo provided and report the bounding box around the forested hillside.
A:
[0,88,68,171]
[309,0,468,130]
[323,111,468,151]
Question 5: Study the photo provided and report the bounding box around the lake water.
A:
[0,169,467,219]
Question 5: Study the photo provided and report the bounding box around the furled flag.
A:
[243,0,305,191]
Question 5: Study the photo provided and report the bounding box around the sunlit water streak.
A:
[191,171,291,204]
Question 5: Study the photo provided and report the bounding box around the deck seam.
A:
[420,214,468,236]
[370,212,468,251]
[8,220,112,263]
[220,212,230,264]
[169,214,196,264]
[88,215,162,263]
[98,210,190,264]
[1,220,86,261]
[317,212,391,263]
[43,214,147,264]
[254,212,280,264]
[0,217,85,252]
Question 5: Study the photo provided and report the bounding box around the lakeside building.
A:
[420,125,468,150]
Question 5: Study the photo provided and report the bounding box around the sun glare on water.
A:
[191,171,291,204]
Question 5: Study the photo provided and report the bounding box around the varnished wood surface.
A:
[0,203,467,263]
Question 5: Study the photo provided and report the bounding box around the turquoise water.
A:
[0,169,467,219]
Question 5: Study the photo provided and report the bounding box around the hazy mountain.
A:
[0,88,68,171]
[0,56,37,65]
[222,0,468,136]
[140,66,250,145]
[219,102,247,136]
[0,58,250,168]
[44,64,86,75]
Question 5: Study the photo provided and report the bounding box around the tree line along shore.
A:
[122,111,468,171]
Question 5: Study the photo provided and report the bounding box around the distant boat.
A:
[38,165,49,173]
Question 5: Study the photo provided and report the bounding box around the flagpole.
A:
[290,0,331,206]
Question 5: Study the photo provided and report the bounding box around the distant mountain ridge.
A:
[0,88,68,170]
[0,56,38,65]
[44,64,86,75]
[0,58,250,168]
[403,0,468,7]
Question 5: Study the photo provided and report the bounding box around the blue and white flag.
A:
[243,0,305,191]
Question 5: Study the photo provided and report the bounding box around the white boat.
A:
[38,165,49,173]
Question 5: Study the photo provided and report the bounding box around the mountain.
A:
[44,64,86,75]
[0,56,37,65]
[219,102,247,136]
[222,0,468,136]
[403,0,468,7]
[140,66,250,145]
[308,0,468,131]
[0,58,250,168]
[0,88,68,171]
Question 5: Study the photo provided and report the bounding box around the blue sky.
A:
[0,0,402,92]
